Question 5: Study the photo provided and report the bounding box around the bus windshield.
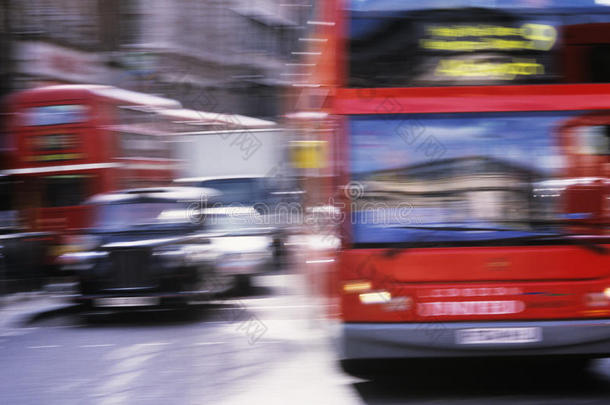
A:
[349,110,609,244]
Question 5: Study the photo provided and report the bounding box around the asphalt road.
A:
[1,274,610,405]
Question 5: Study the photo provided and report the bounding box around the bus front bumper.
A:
[341,319,610,359]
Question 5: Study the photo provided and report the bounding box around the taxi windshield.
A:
[94,201,192,229]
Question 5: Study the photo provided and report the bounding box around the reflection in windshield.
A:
[94,202,190,229]
[350,111,609,244]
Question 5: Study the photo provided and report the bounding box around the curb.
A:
[0,291,46,308]
[0,295,81,331]
[22,302,82,326]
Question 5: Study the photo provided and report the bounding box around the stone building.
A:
[3,0,313,119]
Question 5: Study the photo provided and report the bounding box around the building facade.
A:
[3,0,313,119]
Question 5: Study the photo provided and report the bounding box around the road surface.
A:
[1,274,610,405]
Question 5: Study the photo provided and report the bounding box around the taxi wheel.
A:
[233,274,252,296]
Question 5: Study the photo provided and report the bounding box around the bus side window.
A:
[43,175,88,207]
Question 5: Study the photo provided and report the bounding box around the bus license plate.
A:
[456,327,542,345]
[94,297,160,307]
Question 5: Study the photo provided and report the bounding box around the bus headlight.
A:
[343,280,372,293]
[585,291,610,307]
[359,291,391,304]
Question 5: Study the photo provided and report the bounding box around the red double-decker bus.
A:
[2,85,182,261]
[294,1,610,373]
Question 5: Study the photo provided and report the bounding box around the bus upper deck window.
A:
[591,45,610,83]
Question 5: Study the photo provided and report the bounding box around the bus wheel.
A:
[547,357,593,374]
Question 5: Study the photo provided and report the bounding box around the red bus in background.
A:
[2,85,182,262]
[293,1,610,373]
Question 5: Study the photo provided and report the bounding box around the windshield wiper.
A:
[502,219,610,230]
[381,225,608,257]
[391,224,530,232]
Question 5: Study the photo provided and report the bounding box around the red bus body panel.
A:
[333,84,610,115]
